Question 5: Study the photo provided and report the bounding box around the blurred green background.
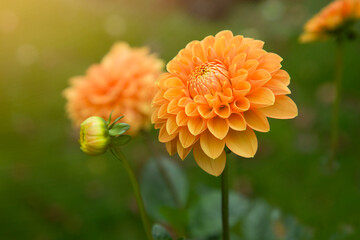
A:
[1,0,360,239]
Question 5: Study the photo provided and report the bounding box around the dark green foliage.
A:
[152,224,173,240]
[140,158,189,221]
[188,189,249,238]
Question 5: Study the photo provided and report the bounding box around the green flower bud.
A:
[80,116,110,156]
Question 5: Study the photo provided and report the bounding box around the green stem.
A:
[329,40,344,170]
[221,164,229,240]
[110,146,153,240]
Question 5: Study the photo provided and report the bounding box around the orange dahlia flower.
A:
[64,42,164,135]
[300,0,360,43]
[151,30,298,176]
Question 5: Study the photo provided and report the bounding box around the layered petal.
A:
[225,129,258,158]
[259,96,298,119]
[200,130,225,159]
[244,109,270,132]
[193,143,226,176]
[207,117,229,140]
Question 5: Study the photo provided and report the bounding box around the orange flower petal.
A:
[151,108,160,123]
[165,139,177,156]
[198,105,216,119]
[185,102,200,116]
[249,69,272,90]
[192,42,207,63]
[200,130,225,159]
[177,139,192,160]
[228,113,246,131]
[164,88,184,101]
[229,35,244,49]
[231,97,250,112]
[243,59,259,76]
[214,36,226,59]
[258,95,298,119]
[166,115,178,135]
[178,97,193,107]
[244,109,270,132]
[202,35,215,49]
[214,103,231,118]
[231,69,249,89]
[167,98,180,114]
[152,90,167,105]
[188,117,206,135]
[272,69,290,86]
[215,30,234,41]
[158,103,171,119]
[176,111,188,126]
[159,125,178,143]
[179,127,197,148]
[247,87,275,108]
[247,49,266,60]
[225,128,258,158]
[167,60,183,73]
[207,116,229,140]
[265,79,291,95]
[193,143,226,176]
[154,122,163,130]
[194,95,207,104]
[259,53,282,73]
[164,77,185,88]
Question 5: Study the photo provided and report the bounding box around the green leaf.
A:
[242,200,275,240]
[152,224,173,240]
[188,189,249,238]
[108,123,130,136]
[140,158,189,222]
[107,110,114,125]
[242,200,313,240]
[111,135,132,146]
[108,116,124,129]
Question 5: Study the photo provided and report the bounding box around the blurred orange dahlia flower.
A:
[64,42,164,135]
[300,0,360,43]
[151,30,298,176]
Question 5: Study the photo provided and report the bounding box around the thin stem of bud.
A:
[110,146,153,240]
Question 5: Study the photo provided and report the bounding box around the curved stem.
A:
[329,40,344,170]
[110,146,153,240]
[221,164,229,240]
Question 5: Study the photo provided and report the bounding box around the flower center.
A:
[188,63,230,98]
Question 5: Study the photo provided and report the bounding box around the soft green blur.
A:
[1,0,360,239]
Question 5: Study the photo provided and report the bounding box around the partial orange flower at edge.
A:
[300,0,360,43]
[151,30,298,176]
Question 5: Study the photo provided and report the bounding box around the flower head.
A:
[64,42,164,135]
[300,0,360,43]
[79,115,132,156]
[80,116,110,156]
[152,30,297,176]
